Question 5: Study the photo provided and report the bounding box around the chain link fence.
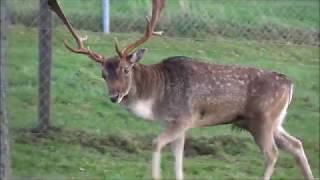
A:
[1,0,10,179]
[9,0,320,46]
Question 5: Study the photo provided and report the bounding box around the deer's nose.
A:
[110,92,120,103]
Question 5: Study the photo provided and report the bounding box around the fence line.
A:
[0,0,11,179]
[8,0,320,46]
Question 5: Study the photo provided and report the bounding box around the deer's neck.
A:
[125,63,165,103]
[120,64,164,120]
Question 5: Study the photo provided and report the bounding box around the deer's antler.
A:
[48,0,106,63]
[116,0,166,58]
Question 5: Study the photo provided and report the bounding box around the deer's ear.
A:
[128,48,147,64]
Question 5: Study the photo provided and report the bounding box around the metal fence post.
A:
[0,0,11,179]
[37,0,52,132]
[103,0,110,34]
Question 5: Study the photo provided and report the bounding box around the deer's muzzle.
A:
[110,92,120,103]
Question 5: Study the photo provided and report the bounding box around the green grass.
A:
[8,25,319,179]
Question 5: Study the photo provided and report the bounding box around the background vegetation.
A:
[9,0,319,45]
[7,0,319,179]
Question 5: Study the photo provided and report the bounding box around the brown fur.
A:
[101,55,314,180]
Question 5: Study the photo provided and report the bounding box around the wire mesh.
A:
[8,0,320,46]
[1,0,11,179]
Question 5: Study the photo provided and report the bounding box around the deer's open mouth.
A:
[116,94,125,103]
[110,93,125,104]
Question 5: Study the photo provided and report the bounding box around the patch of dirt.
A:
[13,128,252,156]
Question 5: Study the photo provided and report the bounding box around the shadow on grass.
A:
[13,128,254,157]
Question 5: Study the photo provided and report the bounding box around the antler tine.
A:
[114,37,122,57]
[48,0,106,63]
[121,0,166,58]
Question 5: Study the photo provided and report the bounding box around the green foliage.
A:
[8,25,319,179]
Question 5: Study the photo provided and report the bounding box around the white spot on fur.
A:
[252,89,257,93]
[129,99,154,120]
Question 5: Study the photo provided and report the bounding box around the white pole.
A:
[103,0,110,34]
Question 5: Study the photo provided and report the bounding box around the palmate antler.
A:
[48,0,106,63]
[48,0,166,62]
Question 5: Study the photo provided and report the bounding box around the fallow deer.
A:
[48,0,314,179]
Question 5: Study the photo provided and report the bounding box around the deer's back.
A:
[153,56,293,124]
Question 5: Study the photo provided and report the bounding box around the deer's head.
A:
[100,48,146,103]
[48,0,165,103]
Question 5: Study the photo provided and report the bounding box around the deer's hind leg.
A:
[245,87,290,179]
[274,127,314,180]
[248,115,279,180]
[271,85,314,179]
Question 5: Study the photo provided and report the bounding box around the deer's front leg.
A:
[171,134,185,180]
[152,122,187,180]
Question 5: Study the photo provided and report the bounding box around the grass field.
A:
[7,23,319,179]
